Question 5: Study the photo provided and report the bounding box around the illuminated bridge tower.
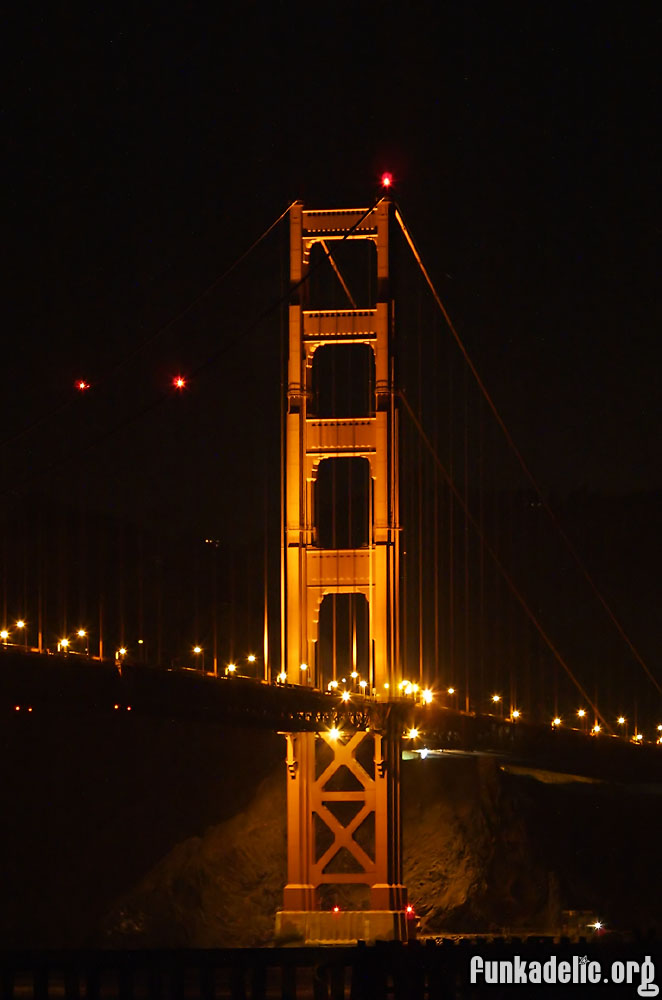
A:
[277,200,407,943]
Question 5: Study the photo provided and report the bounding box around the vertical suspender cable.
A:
[280,222,286,679]
[399,390,609,729]
[448,342,455,698]
[479,395,485,702]
[264,475,269,682]
[417,287,424,686]
[463,363,470,713]
[433,312,440,682]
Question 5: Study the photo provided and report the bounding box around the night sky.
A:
[3,5,660,704]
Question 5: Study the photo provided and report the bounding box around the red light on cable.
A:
[380,172,394,190]
[173,376,186,390]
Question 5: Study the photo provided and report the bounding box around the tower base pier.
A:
[275,909,409,945]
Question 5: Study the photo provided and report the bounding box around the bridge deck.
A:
[1,650,660,784]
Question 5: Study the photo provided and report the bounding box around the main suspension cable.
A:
[394,203,662,699]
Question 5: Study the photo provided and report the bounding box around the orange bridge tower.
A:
[276,199,408,944]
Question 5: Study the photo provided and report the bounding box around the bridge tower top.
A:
[283,199,400,695]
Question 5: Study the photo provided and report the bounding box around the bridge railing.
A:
[2,940,661,999]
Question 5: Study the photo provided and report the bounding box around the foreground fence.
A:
[1,938,661,999]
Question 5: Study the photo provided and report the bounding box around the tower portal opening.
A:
[311,343,375,419]
[306,239,377,310]
[315,457,371,550]
[317,593,370,689]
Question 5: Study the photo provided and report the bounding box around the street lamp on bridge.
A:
[15,620,27,650]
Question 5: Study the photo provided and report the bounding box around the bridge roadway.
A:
[1,648,660,784]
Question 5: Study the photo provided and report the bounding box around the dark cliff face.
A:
[0,715,284,949]
[2,714,660,949]
[101,755,662,947]
[402,757,554,933]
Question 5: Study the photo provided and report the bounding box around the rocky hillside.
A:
[101,755,662,946]
[2,713,659,948]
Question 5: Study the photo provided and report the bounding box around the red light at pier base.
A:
[380,172,393,189]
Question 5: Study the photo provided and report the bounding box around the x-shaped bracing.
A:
[311,731,377,882]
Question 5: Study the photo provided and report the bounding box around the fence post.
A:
[63,965,81,999]
[33,964,49,1000]
[118,960,134,1000]
[281,960,297,1000]
[250,961,267,1000]
[229,964,246,1000]
[1,966,15,1000]
[84,961,101,1000]
[199,959,215,1000]
[312,961,328,1000]
[330,961,345,1000]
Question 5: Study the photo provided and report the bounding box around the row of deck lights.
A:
[224,653,257,675]
[274,669,662,744]
[323,680,662,747]
[7,625,662,745]
[0,622,134,661]
[483,692,662,744]
[0,621,27,645]
[549,713,662,744]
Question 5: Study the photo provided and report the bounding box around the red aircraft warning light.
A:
[76,380,90,391]
[173,376,186,390]
[380,171,394,190]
